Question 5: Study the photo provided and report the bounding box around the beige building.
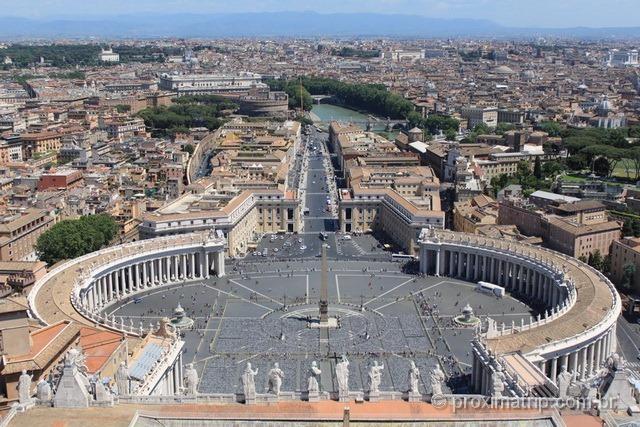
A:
[498,199,621,259]
[610,236,640,293]
[139,184,301,257]
[0,209,56,262]
[453,194,498,234]
[339,165,444,255]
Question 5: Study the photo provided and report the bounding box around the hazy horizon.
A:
[0,0,637,29]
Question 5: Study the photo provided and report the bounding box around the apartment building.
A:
[498,198,621,259]
[610,237,640,293]
[453,194,498,234]
[0,209,55,262]
[139,184,301,256]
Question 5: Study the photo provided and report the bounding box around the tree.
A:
[495,123,515,135]
[444,129,457,141]
[593,156,612,177]
[533,156,542,179]
[115,104,131,113]
[35,214,117,265]
[623,218,633,236]
[538,121,562,137]
[622,263,636,290]
[182,144,195,155]
[541,160,565,178]
[588,249,604,272]
[632,218,640,237]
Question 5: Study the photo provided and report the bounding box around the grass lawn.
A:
[562,174,588,183]
[613,158,636,180]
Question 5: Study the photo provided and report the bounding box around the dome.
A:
[597,96,613,115]
[493,65,515,75]
[521,70,535,80]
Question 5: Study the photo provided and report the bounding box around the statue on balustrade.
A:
[308,361,322,394]
[18,370,33,405]
[267,362,284,396]
[184,363,199,397]
[429,365,445,396]
[242,362,258,401]
[408,361,421,395]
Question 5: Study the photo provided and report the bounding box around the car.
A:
[297,238,303,243]
[300,245,307,250]
[341,235,352,241]
[273,248,279,252]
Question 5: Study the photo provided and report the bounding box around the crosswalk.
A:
[351,240,366,256]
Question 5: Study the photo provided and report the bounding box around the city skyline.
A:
[0,0,638,29]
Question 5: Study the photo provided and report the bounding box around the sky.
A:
[0,0,636,29]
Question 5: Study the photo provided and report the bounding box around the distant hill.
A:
[0,12,638,39]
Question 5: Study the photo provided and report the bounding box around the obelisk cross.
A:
[319,244,329,324]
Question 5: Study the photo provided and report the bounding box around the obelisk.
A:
[319,244,329,324]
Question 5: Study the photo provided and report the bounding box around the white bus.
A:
[391,253,418,260]
[476,281,505,298]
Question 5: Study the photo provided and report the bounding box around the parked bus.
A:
[391,253,417,261]
[476,281,505,298]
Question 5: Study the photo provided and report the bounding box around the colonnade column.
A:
[217,251,225,277]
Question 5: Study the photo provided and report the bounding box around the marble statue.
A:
[267,362,284,396]
[54,347,92,408]
[115,362,129,396]
[242,362,258,401]
[429,365,445,396]
[184,363,199,396]
[491,367,505,398]
[36,379,51,402]
[18,370,33,405]
[65,348,88,374]
[557,366,572,398]
[368,360,384,394]
[308,361,322,393]
[335,355,350,398]
[94,378,113,404]
[408,361,421,394]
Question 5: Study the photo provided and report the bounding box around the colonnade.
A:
[81,248,225,311]
[420,246,565,309]
[538,328,616,384]
[418,231,620,396]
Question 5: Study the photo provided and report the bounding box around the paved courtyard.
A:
[106,259,535,395]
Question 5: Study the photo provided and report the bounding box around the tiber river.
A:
[310,103,390,132]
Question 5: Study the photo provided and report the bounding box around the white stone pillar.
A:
[571,350,578,375]
[551,357,558,383]
[190,253,196,279]
[588,343,595,377]
[483,256,488,281]
[435,249,441,276]
[182,254,187,279]
[205,251,210,279]
[150,260,156,285]
[134,264,140,290]
[107,274,113,301]
[448,251,454,276]
[142,261,148,286]
[595,338,602,370]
